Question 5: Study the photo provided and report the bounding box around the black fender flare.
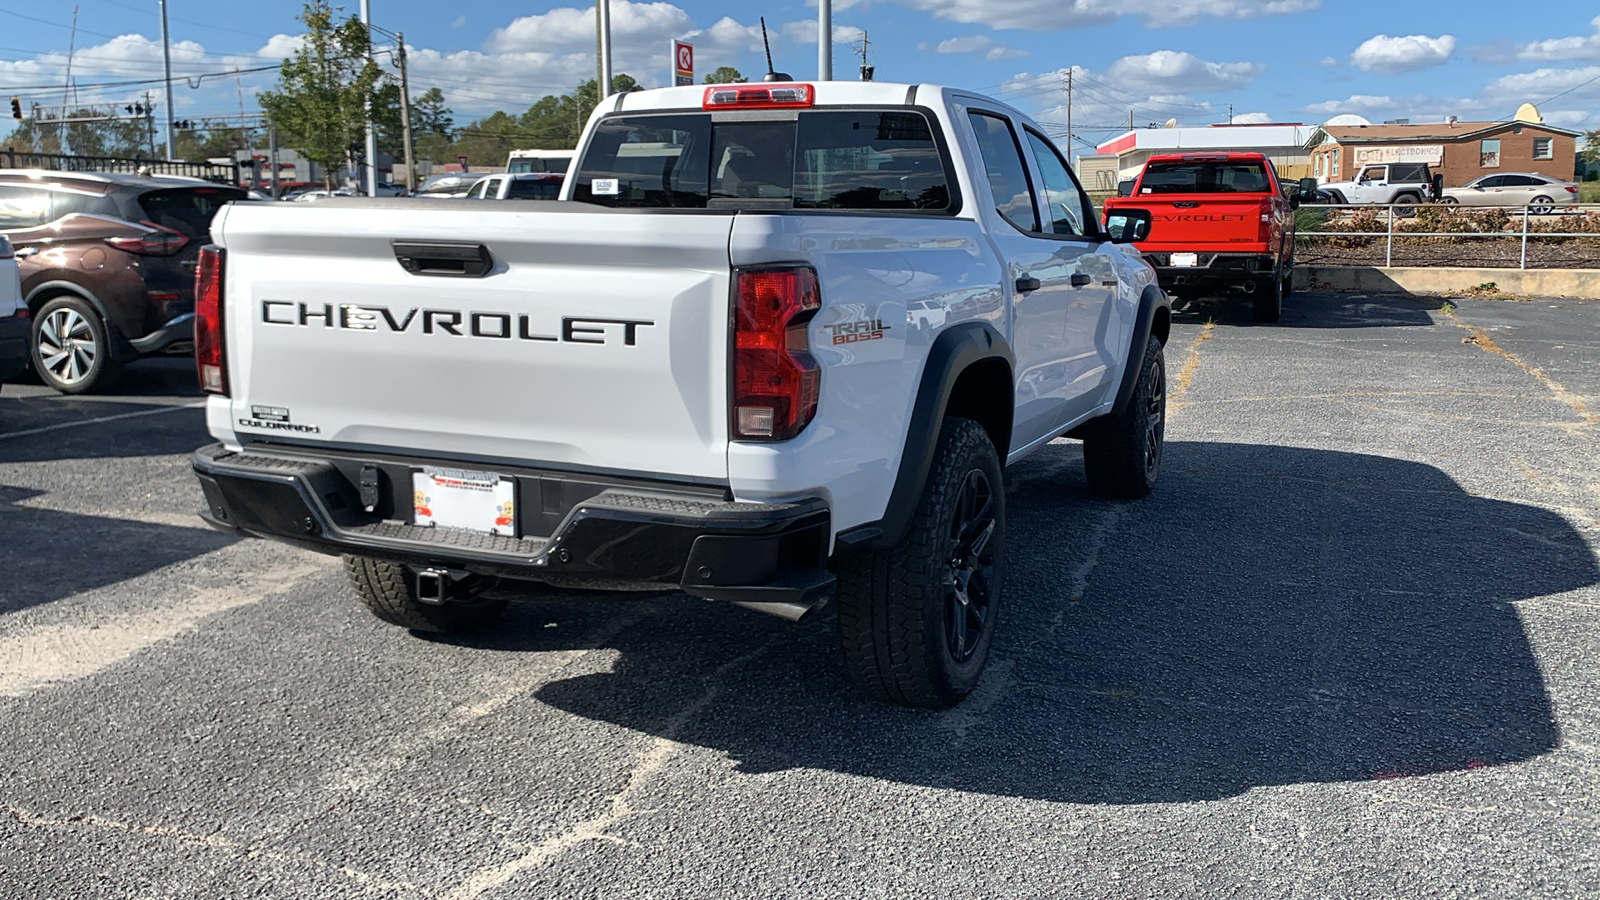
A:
[835,321,1014,553]
[1110,285,1171,417]
[25,280,135,360]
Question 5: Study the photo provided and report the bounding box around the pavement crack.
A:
[441,638,776,900]
[3,802,422,895]
[1168,321,1216,411]
[1442,305,1597,428]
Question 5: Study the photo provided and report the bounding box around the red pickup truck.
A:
[1103,152,1296,323]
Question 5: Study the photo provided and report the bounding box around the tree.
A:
[703,67,747,84]
[173,118,254,162]
[256,0,391,187]
[2,108,153,157]
[412,87,454,161]
[1581,129,1600,170]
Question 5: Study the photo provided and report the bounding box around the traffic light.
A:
[8,96,20,121]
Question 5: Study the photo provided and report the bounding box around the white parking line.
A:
[0,401,203,442]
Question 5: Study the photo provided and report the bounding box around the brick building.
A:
[1307,118,1578,188]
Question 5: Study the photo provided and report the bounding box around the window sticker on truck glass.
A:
[591,178,620,196]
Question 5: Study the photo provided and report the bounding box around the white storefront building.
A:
[1093,123,1316,182]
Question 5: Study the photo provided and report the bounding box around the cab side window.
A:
[966,112,1038,234]
[1022,129,1093,238]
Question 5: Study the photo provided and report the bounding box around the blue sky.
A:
[2,1,1596,156]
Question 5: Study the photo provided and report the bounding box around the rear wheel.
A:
[835,417,1004,708]
[1083,335,1166,499]
[1252,270,1283,323]
[1392,192,1420,218]
[1441,196,1458,205]
[344,555,507,633]
[1528,196,1553,216]
[31,295,122,394]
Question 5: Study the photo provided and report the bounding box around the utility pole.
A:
[595,2,603,93]
[818,0,832,80]
[1128,109,1133,131]
[854,31,872,81]
[598,0,613,99]
[1228,103,1233,125]
[159,0,174,159]
[145,90,156,158]
[1063,68,1073,160]
[268,123,280,199]
[360,0,378,197]
[397,32,415,192]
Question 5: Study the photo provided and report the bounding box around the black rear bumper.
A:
[1144,252,1278,292]
[191,443,834,610]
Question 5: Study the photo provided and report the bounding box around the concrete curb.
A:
[1293,266,1600,299]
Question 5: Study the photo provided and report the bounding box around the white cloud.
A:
[1319,56,1338,66]
[487,1,688,55]
[451,15,466,29]
[930,35,1027,61]
[782,21,868,45]
[893,0,1317,31]
[1350,34,1455,74]
[1104,50,1262,94]
[1517,15,1600,62]
[1230,111,1273,124]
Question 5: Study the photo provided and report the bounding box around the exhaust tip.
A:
[1240,280,1257,294]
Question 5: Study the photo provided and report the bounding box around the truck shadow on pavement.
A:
[1174,291,1439,329]
[0,486,235,615]
[530,441,1595,804]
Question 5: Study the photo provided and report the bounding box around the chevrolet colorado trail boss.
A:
[190,82,1171,708]
[1102,152,1295,323]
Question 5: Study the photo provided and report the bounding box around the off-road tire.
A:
[343,555,507,633]
[1082,335,1166,499]
[31,295,123,394]
[1280,253,1295,300]
[1392,192,1420,218]
[1252,269,1283,323]
[835,417,1005,709]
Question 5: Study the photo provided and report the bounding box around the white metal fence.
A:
[1292,202,1600,270]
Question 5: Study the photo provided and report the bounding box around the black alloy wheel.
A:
[1141,350,1166,480]
[945,468,998,663]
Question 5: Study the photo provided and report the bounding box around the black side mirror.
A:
[1298,177,1318,195]
[1104,208,1152,244]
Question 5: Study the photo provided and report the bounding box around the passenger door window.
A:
[0,185,51,230]
[966,112,1038,233]
[1022,129,1093,238]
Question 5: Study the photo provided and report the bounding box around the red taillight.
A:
[194,245,226,395]
[107,225,189,256]
[1565,185,1579,194]
[704,83,814,110]
[1257,197,1273,244]
[733,267,820,441]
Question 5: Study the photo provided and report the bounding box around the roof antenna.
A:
[760,18,792,82]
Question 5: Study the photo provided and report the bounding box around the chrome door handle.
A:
[13,246,39,258]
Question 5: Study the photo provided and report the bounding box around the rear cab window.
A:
[137,187,248,239]
[505,177,563,200]
[1139,160,1272,194]
[571,108,957,213]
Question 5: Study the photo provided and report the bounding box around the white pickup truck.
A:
[190,81,1170,708]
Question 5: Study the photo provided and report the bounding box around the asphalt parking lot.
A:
[1,291,1597,898]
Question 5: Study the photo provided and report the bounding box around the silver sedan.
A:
[1440,172,1579,214]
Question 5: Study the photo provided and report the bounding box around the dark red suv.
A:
[0,170,248,393]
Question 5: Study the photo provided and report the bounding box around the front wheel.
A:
[31,295,122,394]
[835,417,1005,708]
[1082,335,1166,499]
[1528,196,1553,216]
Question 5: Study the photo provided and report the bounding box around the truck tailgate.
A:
[215,201,735,482]
[1114,195,1266,251]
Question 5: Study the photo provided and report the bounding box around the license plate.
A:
[1170,252,1198,267]
[412,467,516,536]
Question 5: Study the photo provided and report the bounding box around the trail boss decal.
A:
[826,318,890,345]
[259,302,654,346]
